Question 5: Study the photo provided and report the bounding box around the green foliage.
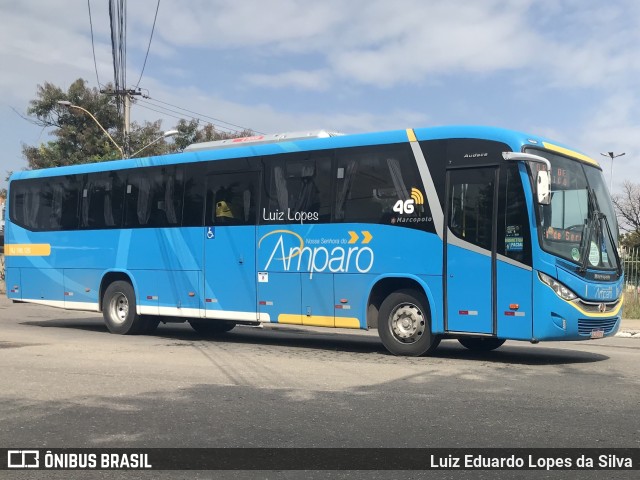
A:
[21,78,253,170]
[23,79,123,168]
[173,119,253,152]
[620,231,640,249]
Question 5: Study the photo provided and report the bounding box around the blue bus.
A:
[4,126,623,356]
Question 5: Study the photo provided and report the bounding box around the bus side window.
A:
[335,144,424,226]
[81,172,124,229]
[205,172,257,226]
[182,164,205,227]
[498,164,532,266]
[261,153,331,224]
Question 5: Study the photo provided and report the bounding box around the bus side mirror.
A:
[537,170,551,205]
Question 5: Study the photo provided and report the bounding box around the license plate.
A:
[590,329,604,339]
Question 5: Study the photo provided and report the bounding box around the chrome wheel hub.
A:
[109,293,129,325]
[390,303,425,344]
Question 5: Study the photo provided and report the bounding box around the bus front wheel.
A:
[102,280,148,335]
[377,289,439,356]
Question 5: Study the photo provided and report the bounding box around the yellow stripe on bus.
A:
[278,314,361,329]
[406,128,417,142]
[542,142,599,167]
[4,244,51,256]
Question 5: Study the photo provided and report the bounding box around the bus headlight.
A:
[538,272,577,301]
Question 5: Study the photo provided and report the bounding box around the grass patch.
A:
[623,292,640,319]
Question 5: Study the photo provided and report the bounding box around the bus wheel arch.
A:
[100,273,156,335]
[99,271,135,313]
[368,278,440,356]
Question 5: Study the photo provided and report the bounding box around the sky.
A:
[1,0,639,194]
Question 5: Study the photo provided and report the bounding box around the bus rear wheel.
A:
[102,280,148,335]
[458,337,505,352]
[377,289,439,356]
[189,320,236,335]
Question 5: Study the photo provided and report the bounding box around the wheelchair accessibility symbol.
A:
[206,227,215,239]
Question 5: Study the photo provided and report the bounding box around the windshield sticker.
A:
[571,248,580,261]
[505,225,523,252]
[588,241,600,267]
[601,242,609,264]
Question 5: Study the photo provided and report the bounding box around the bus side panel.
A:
[125,228,204,317]
[129,269,201,318]
[302,272,335,327]
[496,261,533,340]
[20,267,65,306]
[334,273,372,329]
[258,272,302,324]
[63,269,102,309]
[5,267,21,300]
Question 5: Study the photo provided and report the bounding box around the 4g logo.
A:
[392,188,424,214]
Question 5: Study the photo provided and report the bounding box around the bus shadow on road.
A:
[432,340,609,365]
[20,318,609,365]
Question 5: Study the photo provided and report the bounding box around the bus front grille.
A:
[577,318,618,336]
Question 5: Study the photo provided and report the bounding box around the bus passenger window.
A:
[261,153,331,223]
[205,172,257,226]
[81,172,125,229]
[335,144,427,228]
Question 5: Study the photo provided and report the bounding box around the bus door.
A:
[445,167,497,334]
[203,171,259,322]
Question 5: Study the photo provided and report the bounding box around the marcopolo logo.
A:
[259,230,374,274]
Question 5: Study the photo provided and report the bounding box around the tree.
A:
[172,118,253,152]
[23,79,125,168]
[21,78,253,169]
[613,181,640,249]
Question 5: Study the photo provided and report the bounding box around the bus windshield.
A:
[526,149,620,272]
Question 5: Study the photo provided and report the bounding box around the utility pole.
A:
[100,88,142,157]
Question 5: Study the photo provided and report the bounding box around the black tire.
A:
[377,289,439,356]
[189,319,236,335]
[102,280,146,335]
[458,337,505,352]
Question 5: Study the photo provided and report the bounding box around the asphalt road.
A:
[0,297,638,479]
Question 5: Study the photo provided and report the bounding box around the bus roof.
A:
[8,125,599,182]
[184,129,344,152]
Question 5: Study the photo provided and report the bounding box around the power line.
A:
[143,96,262,133]
[134,0,160,89]
[135,101,186,122]
[137,99,248,134]
[87,0,102,88]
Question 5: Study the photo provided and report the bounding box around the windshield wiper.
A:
[590,187,622,276]
[578,188,598,274]
[579,187,621,276]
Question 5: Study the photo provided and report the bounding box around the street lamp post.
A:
[57,100,179,160]
[57,100,124,159]
[600,151,626,193]
[130,130,179,158]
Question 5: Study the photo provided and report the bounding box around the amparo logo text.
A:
[259,230,374,273]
